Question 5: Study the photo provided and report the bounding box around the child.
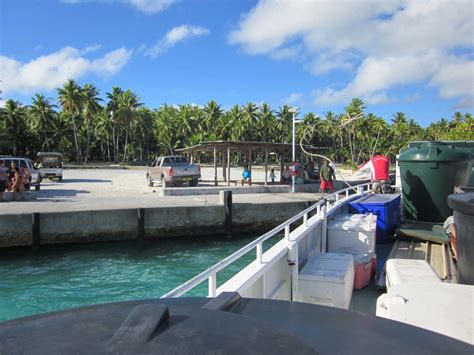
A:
[269,168,277,184]
[241,166,252,186]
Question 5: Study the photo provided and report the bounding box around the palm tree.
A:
[95,110,114,161]
[115,90,142,162]
[241,102,258,141]
[0,100,27,155]
[106,86,124,162]
[276,105,292,143]
[29,94,57,151]
[203,100,222,134]
[57,79,84,163]
[225,105,243,141]
[82,84,102,163]
[258,103,275,142]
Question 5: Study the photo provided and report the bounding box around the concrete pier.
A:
[0,193,320,248]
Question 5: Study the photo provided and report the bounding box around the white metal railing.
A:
[161,182,372,298]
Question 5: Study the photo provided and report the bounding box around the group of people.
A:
[240,152,389,196]
[241,162,336,194]
[241,165,295,186]
[0,160,31,202]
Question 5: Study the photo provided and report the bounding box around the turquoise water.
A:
[0,235,279,322]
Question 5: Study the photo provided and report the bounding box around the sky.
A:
[1,0,473,127]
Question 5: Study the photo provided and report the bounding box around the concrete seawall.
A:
[0,200,314,248]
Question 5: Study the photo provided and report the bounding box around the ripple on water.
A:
[0,235,265,321]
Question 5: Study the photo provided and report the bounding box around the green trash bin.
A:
[398,142,472,222]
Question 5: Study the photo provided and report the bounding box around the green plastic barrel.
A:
[398,142,472,222]
[409,141,474,187]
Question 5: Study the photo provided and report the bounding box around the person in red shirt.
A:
[358,153,390,193]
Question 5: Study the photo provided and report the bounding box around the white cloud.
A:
[145,25,210,57]
[283,92,302,105]
[0,46,132,95]
[62,0,176,14]
[230,0,474,107]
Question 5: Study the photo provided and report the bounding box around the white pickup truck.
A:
[147,156,201,187]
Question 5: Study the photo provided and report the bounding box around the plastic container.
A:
[408,141,474,187]
[385,259,440,291]
[297,253,354,309]
[376,283,474,344]
[448,192,474,285]
[370,255,377,279]
[333,248,374,290]
[327,214,377,253]
[398,142,472,222]
[348,194,401,243]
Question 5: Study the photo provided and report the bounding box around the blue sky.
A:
[1,0,473,127]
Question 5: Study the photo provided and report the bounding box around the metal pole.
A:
[292,112,296,193]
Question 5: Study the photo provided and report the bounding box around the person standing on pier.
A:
[320,160,335,196]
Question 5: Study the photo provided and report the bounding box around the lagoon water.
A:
[0,235,277,322]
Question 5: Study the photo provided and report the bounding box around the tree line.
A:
[0,79,472,166]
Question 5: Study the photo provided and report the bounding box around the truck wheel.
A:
[147,174,153,187]
[35,185,40,191]
[161,176,168,188]
[190,179,198,187]
[59,177,63,182]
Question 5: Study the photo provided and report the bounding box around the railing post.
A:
[303,213,308,227]
[335,194,339,205]
[346,190,349,199]
[288,243,299,301]
[285,225,290,243]
[256,242,263,264]
[321,206,327,253]
[208,273,217,297]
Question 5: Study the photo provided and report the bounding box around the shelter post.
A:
[264,149,269,186]
[190,150,194,164]
[227,147,231,187]
[280,153,284,183]
[248,148,252,171]
[213,147,217,186]
[222,152,227,182]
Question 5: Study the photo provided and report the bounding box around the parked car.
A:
[2,157,41,190]
[37,152,64,181]
[147,156,200,187]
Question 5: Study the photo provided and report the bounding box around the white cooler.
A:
[328,214,377,254]
[376,283,474,344]
[385,259,441,291]
[297,253,354,309]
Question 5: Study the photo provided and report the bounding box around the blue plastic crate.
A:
[348,194,401,243]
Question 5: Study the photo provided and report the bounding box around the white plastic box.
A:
[376,283,474,344]
[385,259,440,291]
[297,253,354,309]
[328,214,377,254]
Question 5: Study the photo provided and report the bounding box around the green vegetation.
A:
[1,80,472,164]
